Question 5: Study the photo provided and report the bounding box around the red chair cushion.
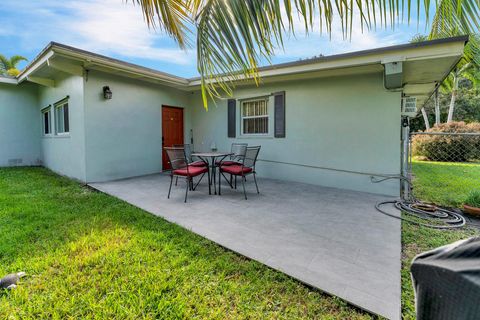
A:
[189,160,207,167]
[173,166,208,177]
[215,160,242,166]
[220,165,252,176]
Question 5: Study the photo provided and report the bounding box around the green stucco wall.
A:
[37,72,86,182]
[189,72,402,196]
[0,82,41,167]
[83,70,192,182]
[1,68,402,196]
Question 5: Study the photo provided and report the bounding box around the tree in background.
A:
[409,0,480,128]
[410,78,480,131]
[443,60,478,122]
[0,54,27,77]
[130,0,480,109]
[427,0,480,124]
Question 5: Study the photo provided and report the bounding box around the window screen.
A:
[42,108,52,135]
[55,102,69,134]
[241,99,268,135]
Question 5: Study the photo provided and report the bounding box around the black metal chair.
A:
[165,147,209,202]
[216,143,248,166]
[219,146,260,200]
[173,144,206,167]
[217,143,248,188]
[172,144,207,187]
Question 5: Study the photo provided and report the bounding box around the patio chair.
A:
[216,143,248,166]
[219,146,260,200]
[165,147,209,202]
[173,144,206,167]
[173,144,207,186]
[217,143,248,188]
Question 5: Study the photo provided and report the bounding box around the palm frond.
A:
[410,33,429,43]
[8,55,27,68]
[195,0,433,108]
[133,0,193,48]
[196,0,293,108]
[430,0,480,39]
[135,0,475,109]
[0,54,9,73]
[429,0,480,65]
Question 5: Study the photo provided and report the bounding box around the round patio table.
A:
[192,152,233,195]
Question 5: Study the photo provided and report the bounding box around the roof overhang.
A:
[0,76,18,85]
[17,42,189,89]
[187,36,467,109]
[14,36,467,109]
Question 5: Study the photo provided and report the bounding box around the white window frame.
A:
[240,98,270,136]
[54,100,69,135]
[41,106,53,136]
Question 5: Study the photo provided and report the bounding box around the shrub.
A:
[465,190,480,208]
[412,122,480,162]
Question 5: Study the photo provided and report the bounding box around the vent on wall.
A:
[402,97,417,117]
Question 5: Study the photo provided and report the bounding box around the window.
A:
[55,101,69,134]
[241,99,269,135]
[42,107,52,135]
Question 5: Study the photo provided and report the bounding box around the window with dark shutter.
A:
[228,99,236,138]
[274,91,286,138]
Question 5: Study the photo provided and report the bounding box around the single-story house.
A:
[0,36,467,196]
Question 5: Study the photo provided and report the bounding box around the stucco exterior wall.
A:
[0,82,41,167]
[83,70,192,182]
[38,72,86,181]
[190,72,402,196]
[1,68,402,196]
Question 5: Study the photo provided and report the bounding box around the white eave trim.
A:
[0,77,18,85]
[52,47,189,87]
[15,37,467,90]
[17,50,55,83]
[187,41,466,87]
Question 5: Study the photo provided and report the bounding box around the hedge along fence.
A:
[411,122,480,162]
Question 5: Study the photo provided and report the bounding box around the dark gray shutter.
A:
[227,99,236,138]
[274,91,286,138]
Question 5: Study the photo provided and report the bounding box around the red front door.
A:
[162,106,184,170]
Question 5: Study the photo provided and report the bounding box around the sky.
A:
[0,0,432,78]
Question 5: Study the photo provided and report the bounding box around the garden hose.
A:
[371,175,466,229]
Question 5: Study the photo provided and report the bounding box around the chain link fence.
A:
[408,132,480,206]
[410,132,480,163]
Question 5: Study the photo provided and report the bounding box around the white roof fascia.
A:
[187,40,466,87]
[0,77,18,85]
[17,50,55,83]
[52,46,189,88]
[14,37,467,90]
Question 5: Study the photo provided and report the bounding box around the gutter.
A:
[17,42,190,88]
[187,35,469,82]
[14,35,469,90]
[51,42,189,86]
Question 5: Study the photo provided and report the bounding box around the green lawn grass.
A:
[2,165,479,319]
[0,167,369,319]
[411,160,480,207]
[401,161,480,319]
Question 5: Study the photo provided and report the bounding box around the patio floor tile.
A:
[90,173,401,320]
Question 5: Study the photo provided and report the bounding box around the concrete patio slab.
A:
[90,174,401,319]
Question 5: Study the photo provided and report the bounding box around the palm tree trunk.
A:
[421,107,430,130]
[447,73,459,123]
[434,88,440,125]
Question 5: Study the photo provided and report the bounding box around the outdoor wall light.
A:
[103,86,112,100]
